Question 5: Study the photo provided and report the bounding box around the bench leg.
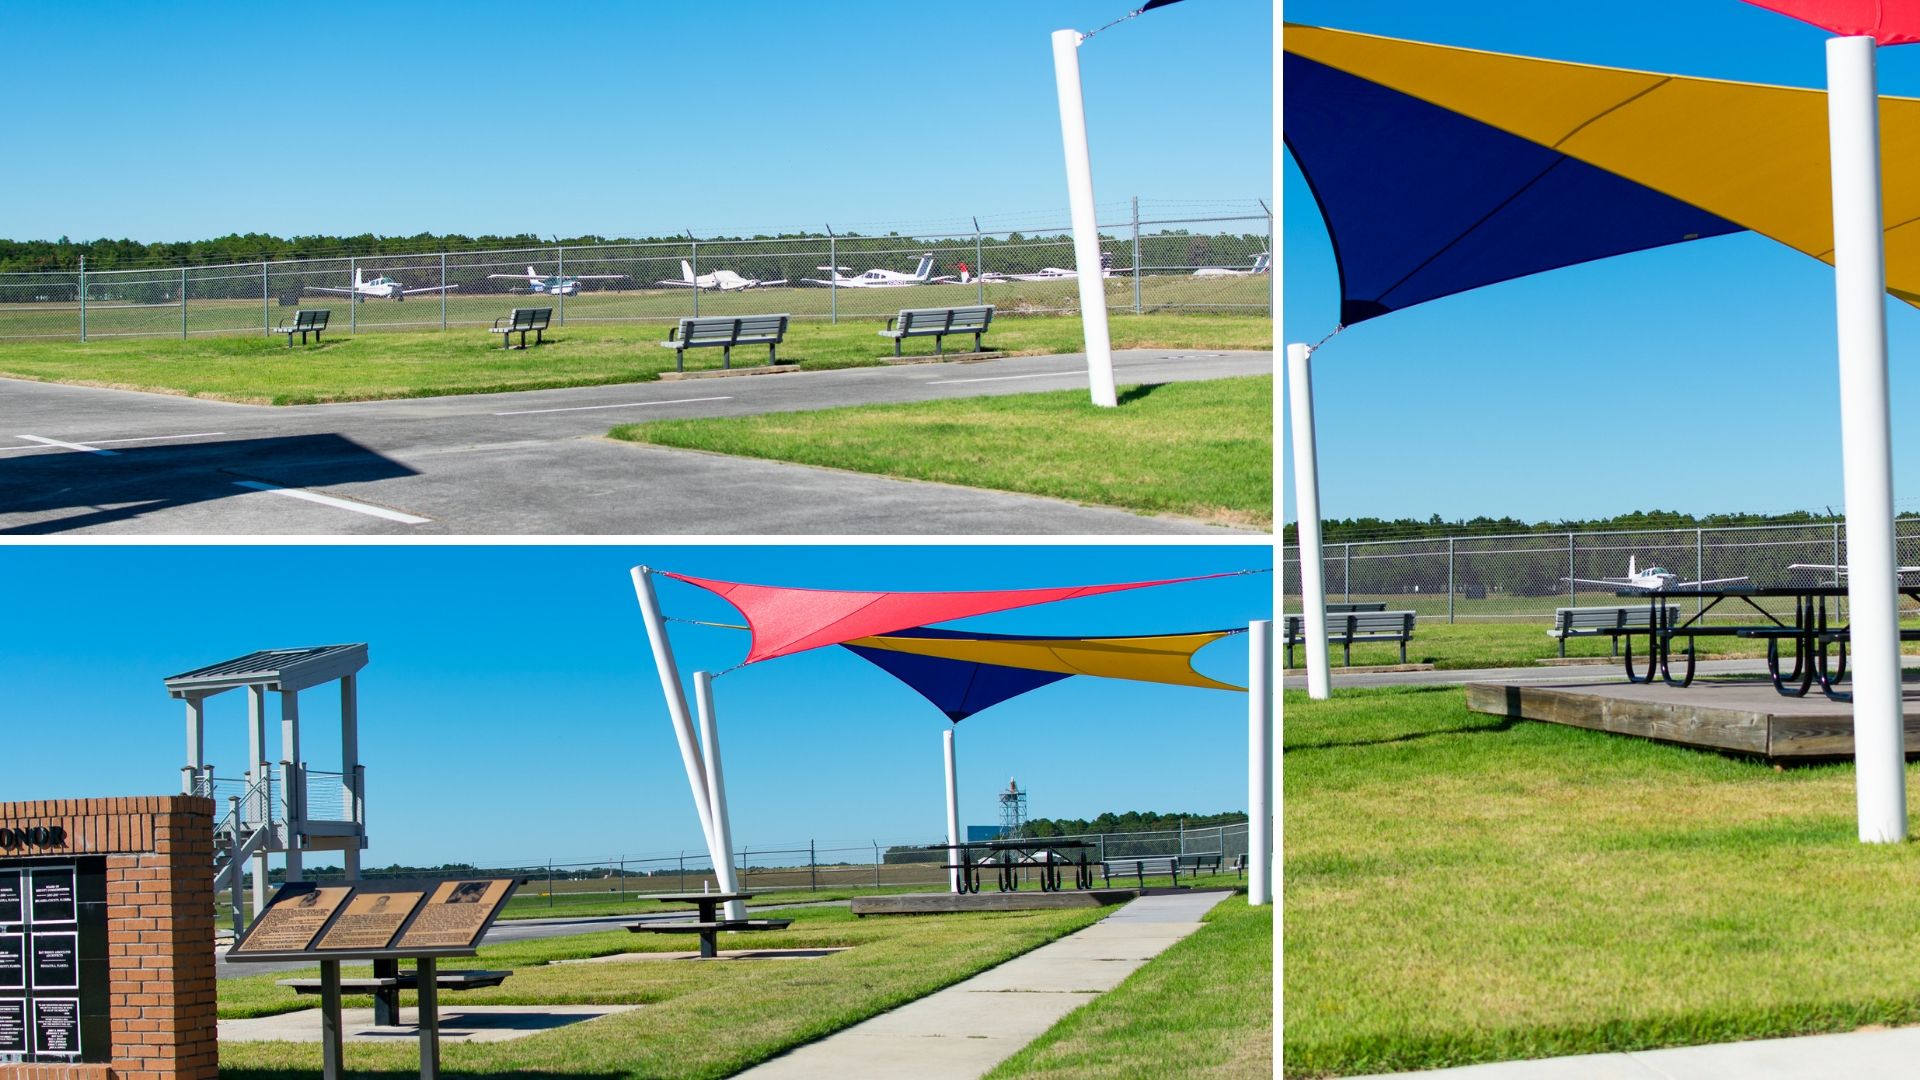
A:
[1399,640,1407,664]
[1559,638,1567,658]
[372,958,400,1026]
[894,338,902,357]
[535,328,544,346]
[723,344,732,369]
[769,342,777,365]
[936,334,945,355]
[974,330,983,352]
[700,928,717,959]
[1343,641,1352,666]
[676,347,685,373]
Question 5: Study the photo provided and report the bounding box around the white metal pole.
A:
[1288,343,1332,699]
[943,729,961,895]
[1248,620,1273,905]
[694,672,746,922]
[630,566,718,851]
[1052,28,1119,408]
[1827,35,1908,843]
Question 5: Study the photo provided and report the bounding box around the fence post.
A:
[678,852,685,893]
[547,860,553,908]
[556,244,566,326]
[873,842,881,888]
[1447,537,1456,623]
[350,257,357,333]
[619,858,626,902]
[1132,195,1143,314]
[440,251,448,331]
[827,230,837,324]
[1344,543,1353,602]
[810,840,817,892]
[975,219,985,306]
[262,261,270,334]
[1266,200,1276,316]
[689,238,699,318]
[77,256,86,343]
[181,267,189,340]
[1697,527,1706,616]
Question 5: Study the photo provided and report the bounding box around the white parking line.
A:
[3,432,226,454]
[924,371,1081,386]
[15,434,117,455]
[231,481,430,525]
[493,396,732,416]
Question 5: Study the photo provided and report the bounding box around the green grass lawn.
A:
[612,375,1272,528]
[988,894,1272,1079]
[1285,685,1920,1078]
[219,903,1110,1079]
[0,312,1271,405]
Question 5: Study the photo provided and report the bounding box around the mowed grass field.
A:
[613,375,1272,528]
[0,271,1268,340]
[0,311,1271,405]
[1286,686,1920,1077]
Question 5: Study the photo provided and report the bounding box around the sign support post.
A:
[319,959,344,1080]
[416,956,440,1080]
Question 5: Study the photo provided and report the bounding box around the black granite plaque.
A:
[0,934,21,991]
[28,869,73,925]
[31,998,77,1057]
[29,934,75,991]
[0,871,20,925]
[0,998,24,1056]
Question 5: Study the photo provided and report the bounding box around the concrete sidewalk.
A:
[735,889,1233,1080]
[1352,1024,1920,1078]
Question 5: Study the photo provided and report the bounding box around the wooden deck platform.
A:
[1465,678,1920,759]
[849,890,1139,916]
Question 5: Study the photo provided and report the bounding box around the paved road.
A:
[0,349,1268,535]
[215,902,843,978]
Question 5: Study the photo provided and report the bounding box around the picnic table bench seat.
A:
[661,314,790,371]
[1101,855,1189,888]
[274,309,330,346]
[490,307,552,349]
[1548,605,1680,657]
[879,305,993,356]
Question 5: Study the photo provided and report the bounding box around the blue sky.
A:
[6,1,1271,242]
[0,545,1270,869]
[1284,1,1920,525]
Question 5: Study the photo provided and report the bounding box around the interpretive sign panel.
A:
[228,877,522,962]
[0,856,106,1065]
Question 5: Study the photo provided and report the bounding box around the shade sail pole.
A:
[1287,343,1332,699]
[630,566,718,854]
[1248,619,1273,905]
[1052,28,1119,408]
[944,729,962,894]
[1827,35,1908,843]
[694,671,746,922]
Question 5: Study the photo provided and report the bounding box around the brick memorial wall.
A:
[0,797,216,1080]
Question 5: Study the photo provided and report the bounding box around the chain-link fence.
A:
[0,201,1271,341]
[1284,520,1920,623]
[247,821,1250,911]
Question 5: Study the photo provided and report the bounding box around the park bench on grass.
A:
[279,967,511,1026]
[878,305,994,356]
[490,307,553,350]
[1176,852,1223,878]
[1101,855,1186,889]
[1326,602,1387,613]
[1282,610,1418,667]
[661,314,790,371]
[1548,605,1681,657]
[274,309,330,346]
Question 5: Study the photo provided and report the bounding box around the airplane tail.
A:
[914,254,935,281]
[681,260,695,283]
[1629,555,1636,577]
[528,266,541,279]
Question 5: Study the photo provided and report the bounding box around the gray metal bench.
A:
[1327,602,1387,613]
[879,305,993,356]
[274,309,330,347]
[1548,605,1680,657]
[1176,852,1223,878]
[1283,611,1417,667]
[490,307,552,349]
[661,314,790,371]
[1101,855,1184,888]
[279,968,511,1026]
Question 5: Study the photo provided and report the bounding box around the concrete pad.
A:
[848,984,1098,1040]
[960,954,1149,992]
[1352,1024,1920,1079]
[218,1004,640,1044]
[561,947,849,963]
[739,1025,1085,1080]
[1098,889,1232,922]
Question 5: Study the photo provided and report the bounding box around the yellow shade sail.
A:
[844,630,1245,692]
[1287,23,1920,306]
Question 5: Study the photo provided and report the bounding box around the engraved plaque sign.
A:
[397,880,511,949]
[0,871,20,926]
[28,870,73,925]
[234,886,350,954]
[0,935,20,991]
[29,935,76,991]
[0,998,23,1056]
[316,890,422,951]
[31,999,77,1057]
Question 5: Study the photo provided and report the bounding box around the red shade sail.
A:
[1742,0,1920,45]
[659,570,1238,665]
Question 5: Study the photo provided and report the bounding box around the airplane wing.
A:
[485,274,526,280]
[1564,576,1638,589]
[655,279,700,288]
[926,275,959,284]
[754,279,787,287]
[570,274,625,280]
[401,284,458,294]
[305,286,354,295]
[796,278,839,287]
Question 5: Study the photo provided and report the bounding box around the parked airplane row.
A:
[303,252,1271,300]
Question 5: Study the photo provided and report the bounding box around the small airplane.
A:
[655,261,786,291]
[1564,555,1748,592]
[800,253,956,288]
[487,266,626,296]
[979,252,1119,283]
[308,269,458,302]
[1193,252,1272,277]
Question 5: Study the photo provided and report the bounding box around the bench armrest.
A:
[667,326,680,341]
[492,316,510,329]
[885,316,898,330]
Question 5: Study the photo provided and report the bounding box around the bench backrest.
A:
[295,309,328,329]
[896,305,994,333]
[1107,856,1179,871]
[1553,605,1679,632]
[1328,611,1415,635]
[678,314,790,345]
[511,307,553,329]
[1326,602,1387,613]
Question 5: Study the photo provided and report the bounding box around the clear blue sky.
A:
[1284,1,1920,525]
[7,1,1271,242]
[0,545,1270,869]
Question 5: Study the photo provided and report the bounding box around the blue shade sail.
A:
[1284,53,1746,326]
[842,642,1071,723]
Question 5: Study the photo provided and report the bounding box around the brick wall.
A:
[0,797,215,1080]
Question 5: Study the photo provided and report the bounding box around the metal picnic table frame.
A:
[936,838,1096,894]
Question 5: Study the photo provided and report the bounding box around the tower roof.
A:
[163,644,368,697]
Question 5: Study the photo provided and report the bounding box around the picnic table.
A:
[627,891,791,959]
[1616,584,1920,699]
[934,838,1096,893]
